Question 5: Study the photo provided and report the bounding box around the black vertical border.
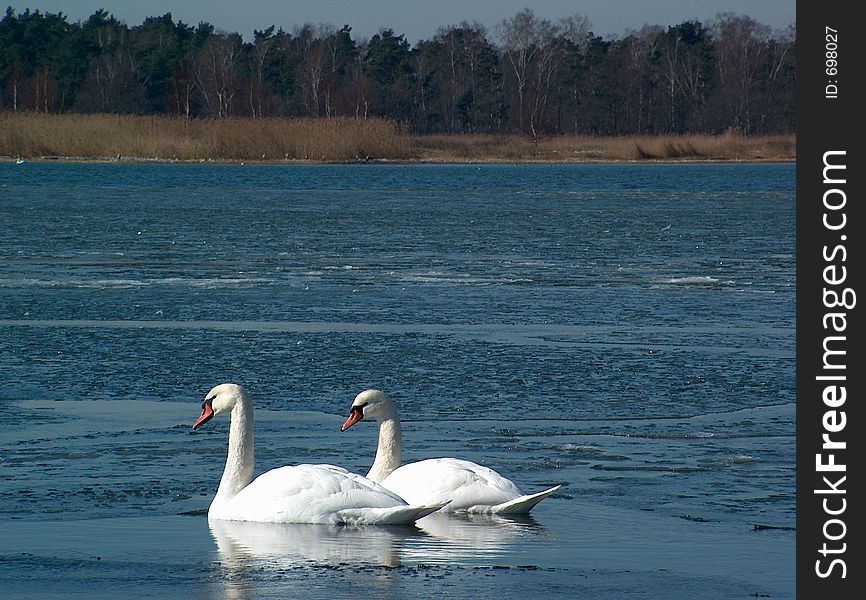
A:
[796,1,862,597]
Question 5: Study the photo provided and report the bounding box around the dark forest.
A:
[0,7,795,137]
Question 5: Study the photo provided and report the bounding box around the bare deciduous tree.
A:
[195,32,242,117]
[711,13,771,132]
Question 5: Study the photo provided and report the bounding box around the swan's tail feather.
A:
[337,502,449,525]
[491,485,561,515]
[391,502,450,523]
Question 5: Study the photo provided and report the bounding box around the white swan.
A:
[340,389,561,514]
[192,383,446,525]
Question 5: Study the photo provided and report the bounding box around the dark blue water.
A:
[0,162,794,598]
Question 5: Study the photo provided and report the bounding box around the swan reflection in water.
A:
[209,518,419,569]
[407,513,545,562]
[209,511,545,571]
[209,515,546,599]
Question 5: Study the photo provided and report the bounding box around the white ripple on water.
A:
[659,276,722,285]
[0,276,276,289]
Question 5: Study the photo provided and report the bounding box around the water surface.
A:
[0,162,795,598]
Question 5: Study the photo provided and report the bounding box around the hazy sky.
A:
[7,1,796,42]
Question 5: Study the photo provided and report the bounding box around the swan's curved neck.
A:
[367,417,402,483]
[213,396,255,507]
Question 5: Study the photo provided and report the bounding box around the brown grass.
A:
[1,112,794,163]
[0,112,415,161]
[413,131,795,162]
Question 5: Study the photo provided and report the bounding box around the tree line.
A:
[0,7,795,136]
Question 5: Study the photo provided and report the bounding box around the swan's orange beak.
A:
[193,402,215,430]
[340,407,363,432]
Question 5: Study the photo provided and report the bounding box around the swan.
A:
[192,383,446,525]
[340,389,561,514]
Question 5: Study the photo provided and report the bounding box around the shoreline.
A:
[2,155,795,166]
[1,114,796,165]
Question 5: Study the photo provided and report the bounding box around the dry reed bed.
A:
[412,132,795,162]
[1,113,794,163]
[0,113,414,161]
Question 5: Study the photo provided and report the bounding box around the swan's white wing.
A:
[381,458,525,512]
[210,464,439,524]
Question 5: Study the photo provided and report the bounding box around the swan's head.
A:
[193,383,247,430]
[340,389,395,431]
